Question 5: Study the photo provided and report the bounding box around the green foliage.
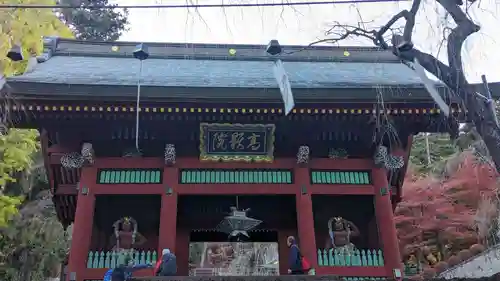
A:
[59,0,129,41]
[0,192,71,281]
[0,128,39,227]
[0,195,22,227]
[409,133,458,175]
[0,0,73,76]
[0,129,40,187]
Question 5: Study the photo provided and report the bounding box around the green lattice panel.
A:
[97,169,162,184]
[180,169,293,184]
[311,170,371,185]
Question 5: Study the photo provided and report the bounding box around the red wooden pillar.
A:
[295,167,318,269]
[67,166,97,281]
[158,166,178,253]
[372,167,402,277]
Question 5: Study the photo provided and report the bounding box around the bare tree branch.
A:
[317,0,500,172]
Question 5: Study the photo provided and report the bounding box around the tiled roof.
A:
[6,37,425,89]
[9,55,423,88]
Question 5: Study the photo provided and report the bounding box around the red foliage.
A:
[396,152,498,258]
[470,244,485,255]
[434,261,449,273]
[447,255,460,266]
[458,249,472,261]
[422,267,436,278]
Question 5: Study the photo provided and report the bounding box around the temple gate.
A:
[4,37,459,281]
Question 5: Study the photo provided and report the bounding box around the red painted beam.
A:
[176,158,296,169]
[93,184,164,194]
[316,266,387,277]
[175,157,373,170]
[51,157,373,171]
[94,157,164,168]
[77,183,376,196]
[176,184,298,195]
[308,185,375,195]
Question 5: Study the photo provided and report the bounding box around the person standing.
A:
[287,236,310,275]
[155,248,177,276]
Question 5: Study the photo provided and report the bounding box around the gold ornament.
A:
[343,51,350,57]
[229,48,236,55]
[112,46,119,52]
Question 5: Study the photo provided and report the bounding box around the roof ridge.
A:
[56,37,386,52]
[45,37,402,64]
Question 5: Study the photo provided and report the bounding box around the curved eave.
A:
[7,81,453,104]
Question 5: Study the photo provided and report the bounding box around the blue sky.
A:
[115,0,500,82]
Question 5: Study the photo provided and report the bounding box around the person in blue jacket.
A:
[287,236,306,275]
[103,256,153,281]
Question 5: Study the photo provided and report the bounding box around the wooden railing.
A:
[87,250,158,269]
[317,249,384,267]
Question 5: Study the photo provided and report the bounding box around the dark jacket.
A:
[103,264,152,281]
[156,252,177,276]
[288,244,303,272]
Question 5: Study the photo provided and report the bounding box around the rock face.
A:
[439,245,500,279]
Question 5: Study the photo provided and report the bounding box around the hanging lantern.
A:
[133,43,149,61]
[217,207,262,238]
[6,44,23,61]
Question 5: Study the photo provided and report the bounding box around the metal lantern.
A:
[133,43,149,61]
[266,40,282,56]
[217,207,262,238]
[6,44,23,61]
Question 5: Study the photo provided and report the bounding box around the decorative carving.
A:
[81,142,95,165]
[296,145,310,164]
[328,148,348,159]
[60,152,84,169]
[164,144,176,165]
[373,145,404,170]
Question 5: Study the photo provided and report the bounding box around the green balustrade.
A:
[317,249,384,267]
[98,169,162,184]
[311,170,371,185]
[86,250,157,269]
[180,169,293,184]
